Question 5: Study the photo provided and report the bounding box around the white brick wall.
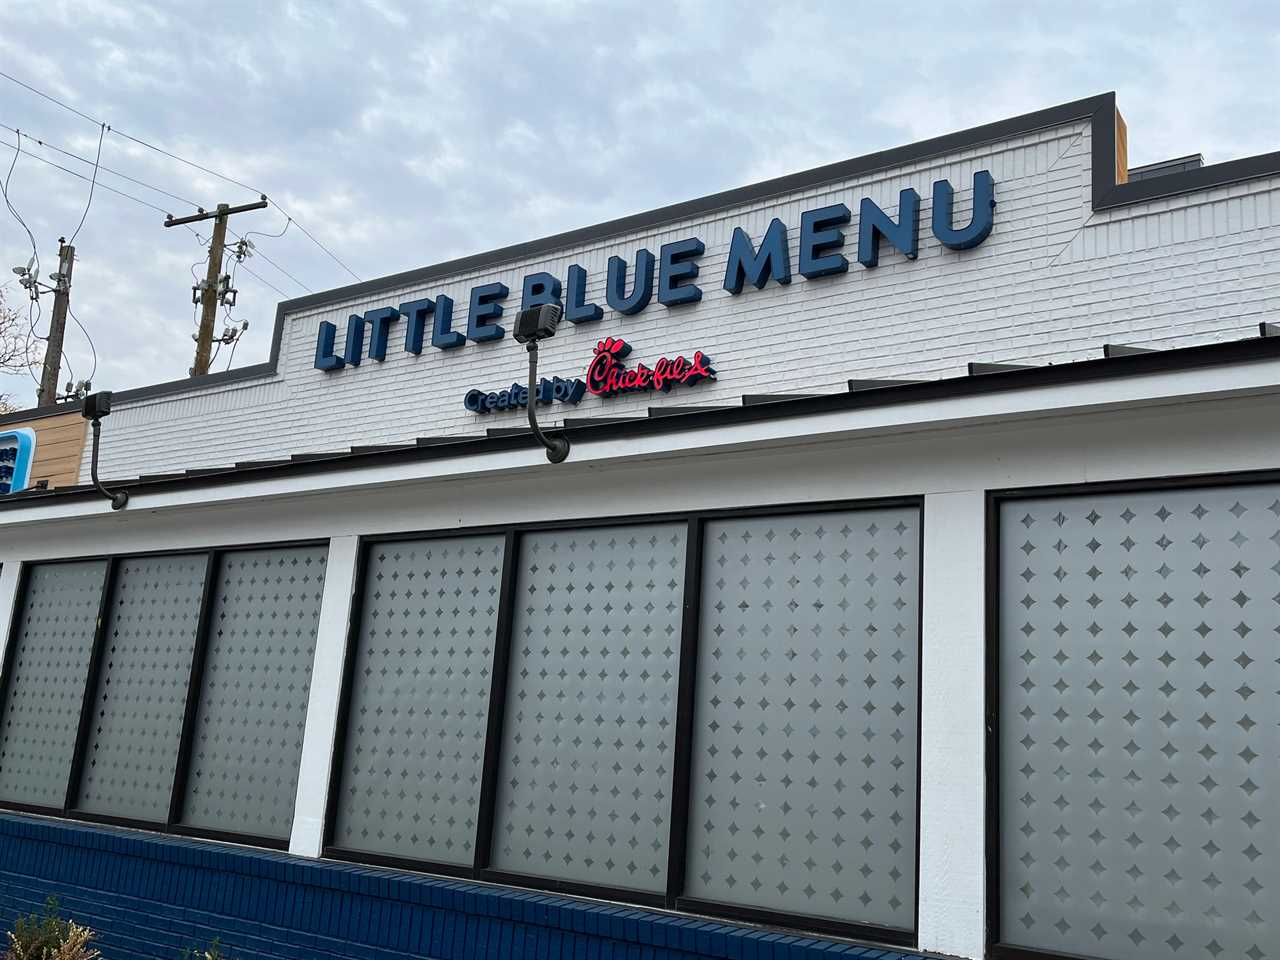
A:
[83,118,1280,481]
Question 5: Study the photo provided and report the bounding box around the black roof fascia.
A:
[2,333,1279,513]
[274,94,1113,318]
[0,400,79,428]
[1102,150,1280,208]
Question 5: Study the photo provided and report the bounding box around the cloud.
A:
[1,0,1278,407]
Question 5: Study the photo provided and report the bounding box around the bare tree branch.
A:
[0,289,40,414]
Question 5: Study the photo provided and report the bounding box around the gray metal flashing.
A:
[968,362,1037,376]
[848,379,922,392]
[1102,344,1156,358]
[1126,153,1205,181]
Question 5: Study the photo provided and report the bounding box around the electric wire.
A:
[0,122,198,211]
[2,70,344,387]
[1,70,363,282]
[59,345,75,394]
[237,260,288,299]
[0,137,173,215]
[1,122,311,294]
[0,131,100,394]
[227,228,311,293]
[68,122,106,244]
[67,305,98,383]
[2,132,49,378]
[273,212,360,282]
[20,298,42,386]
[0,70,99,124]
[243,214,292,241]
[2,132,40,278]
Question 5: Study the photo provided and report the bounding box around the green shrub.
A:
[182,938,233,960]
[4,897,100,960]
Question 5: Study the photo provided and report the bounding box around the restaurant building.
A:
[0,92,1278,960]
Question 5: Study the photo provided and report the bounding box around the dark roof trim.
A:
[0,399,80,428]
[3,332,1278,513]
[275,94,1113,317]
[16,91,1280,412]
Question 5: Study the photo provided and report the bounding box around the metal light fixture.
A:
[512,303,570,463]
[81,391,129,510]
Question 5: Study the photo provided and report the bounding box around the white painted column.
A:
[0,561,22,678]
[289,535,361,857]
[917,491,987,959]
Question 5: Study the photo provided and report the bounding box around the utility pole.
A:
[37,239,75,406]
[164,196,267,376]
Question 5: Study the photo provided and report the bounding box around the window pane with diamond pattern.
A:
[332,534,505,863]
[1000,485,1280,960]
[491,523,686,893]
[76,553,209,822]
[685,508,921,931]
[180,545,327,839]
[0,560,107,807]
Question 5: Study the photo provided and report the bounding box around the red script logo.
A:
[585,337,715,398]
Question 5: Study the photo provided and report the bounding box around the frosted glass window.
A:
[491,523,687,893]
[685,508,921,931]
[76,554,208,822]
[1000,486,1280,960]
[181,545,327,839]
[0,560,107,807]
[332,534,505,863]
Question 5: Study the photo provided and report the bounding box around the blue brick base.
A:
[0,814,925,960]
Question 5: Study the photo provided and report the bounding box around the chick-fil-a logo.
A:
[585,337,716,398]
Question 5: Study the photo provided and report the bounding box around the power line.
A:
[0,124,311,293]
[0,69,99,125]
[0,132,51,388]
[238,259,288,299]
[243,214,292,241]
[277,211,360,282]
[67,305,98,383]
[0,136,172,215]
[1,132,40,274]
[68,123,106,244]
[1,69,363,282]
[0,121,199,211]
[112,126,261,196]
[21,298,42,386]
[234,212,312,292]
[228,227,311,293]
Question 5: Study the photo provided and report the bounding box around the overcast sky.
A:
[1,1,1277,407]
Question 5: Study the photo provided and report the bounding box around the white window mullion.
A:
[917,490,987,959]
[289,535,361,857]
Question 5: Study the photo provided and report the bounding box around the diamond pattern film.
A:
[332,534,505,864]
[181,545,327,840]
[76,554,209,822]
[0,560,107,807]
[685,508,921,931]
[491,523,686,893]
[1000,485,1280,960]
